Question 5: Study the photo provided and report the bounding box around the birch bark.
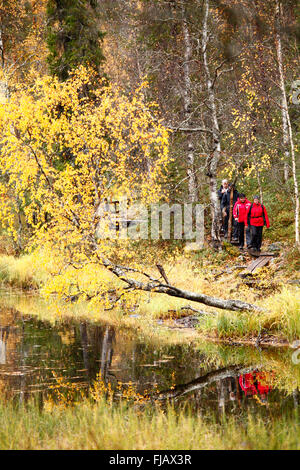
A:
[275,0,299,245]
[182,6,198,203]
[202,0,222,242]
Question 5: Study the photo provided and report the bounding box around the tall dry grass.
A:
[197,286,300,341]
[0,398,298,450]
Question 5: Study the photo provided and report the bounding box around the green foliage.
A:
[46,0,105,80]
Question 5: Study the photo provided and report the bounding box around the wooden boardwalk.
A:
[245,252,274,274]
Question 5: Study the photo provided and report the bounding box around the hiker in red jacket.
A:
[233,193,251,251]
[246,196,270,253]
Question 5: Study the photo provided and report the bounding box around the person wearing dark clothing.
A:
[233,193,251,250]
[218,179,229,236]
[246,196,270,252]
[220,186,239,211]
[218,180,239,239]
[217,179,229,206]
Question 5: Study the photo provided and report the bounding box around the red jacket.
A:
[246,202,270,228]
[233,198,251,224]
[239,372,271,397]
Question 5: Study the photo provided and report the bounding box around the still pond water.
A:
[0,292,299,421]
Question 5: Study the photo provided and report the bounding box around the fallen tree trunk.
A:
[151,283,260,312]
[98,255,262,313]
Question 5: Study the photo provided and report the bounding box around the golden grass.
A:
[0,397,298,450]
[0,252,55,289]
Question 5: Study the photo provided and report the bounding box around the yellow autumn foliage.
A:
[0,67,170,304]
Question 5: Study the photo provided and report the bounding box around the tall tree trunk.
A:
[282,103,290,183]
[202,0,222,243]
[0,26,8,103]
[182,7,198,203]
[275,0,300,246]
[253,155,263,203]
[274,2,291,184]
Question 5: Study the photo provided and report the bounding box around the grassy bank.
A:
[0,397,298,450]
[0,253,54,290]
[197,286,300,343]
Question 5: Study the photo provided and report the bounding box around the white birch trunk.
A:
[275,3,291,184]
[282,104,290,183]
[182,7,198,203]
[0,26,8,103]
[275,0,299,245]
[202,0,221,242]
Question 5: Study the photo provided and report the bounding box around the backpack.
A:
[247,203,266,226]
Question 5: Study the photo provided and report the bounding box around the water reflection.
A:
[239,371,273,404]
[156,366,280,413]
[0,301,298,418]
[0,326,10,364]
[99,326,115,381]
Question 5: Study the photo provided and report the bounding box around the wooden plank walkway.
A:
[246,255,272,273]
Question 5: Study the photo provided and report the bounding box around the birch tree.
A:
[0,67,261,313]
[202,0,222,243]
[275,0,299,246]
[182,4,198,203]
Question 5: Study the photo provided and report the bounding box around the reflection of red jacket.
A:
[246,203,270,228]
[256,372,271,395]
[239,372,271,396]
[233,198,251,224]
